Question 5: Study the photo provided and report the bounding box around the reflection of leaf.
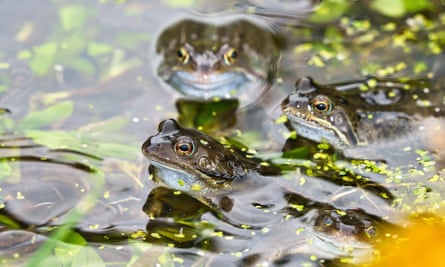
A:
[19,101,74,129]
[71,247,106,267]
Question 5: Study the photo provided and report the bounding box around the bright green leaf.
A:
[370,0,405,17]
[404,0,433,12]
[309,0,350,23]
[373,0,403,16]
[19,101,74,130]
[59,5,90,32]
[30,42,58,76]
[0,214,21,229]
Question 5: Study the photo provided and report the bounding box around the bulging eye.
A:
[176,46,190,64]
[174,137,195,156]
[311,96,333,115]
[223,48,238,65]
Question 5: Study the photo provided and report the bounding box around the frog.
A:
[141,119,276,197]
[281,76,445,159]
[0,61,34,120]
[155,18,281,107]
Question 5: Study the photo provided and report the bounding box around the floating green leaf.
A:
[97,143,139,159]
[88,42,114,57]
[24,130,81,150]
[309,0,350,23]
[371,0,432,17]
[35,255,64,267]
[71,246,106,267]
[161,0,195,8]
[0,160,11,180]
[19,101,74,130]
[282,146,310,159]
[404,0,432,12]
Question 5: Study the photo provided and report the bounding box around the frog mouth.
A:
[168,71,250,98]
[148,160,211,190]
[282,105,352,148]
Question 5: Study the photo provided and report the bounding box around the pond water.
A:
[0,0,445,266]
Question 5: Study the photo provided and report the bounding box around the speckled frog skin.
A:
[281,76,445,149]
[155,19,280,106]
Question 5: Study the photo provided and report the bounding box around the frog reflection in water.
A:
[281,77,445,159]
[156,19,280,105]
[141,119,276,203]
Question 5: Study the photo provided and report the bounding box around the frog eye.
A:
[174,137,195,156]
[176,46,190,64]
[311,96,333,115]
[223,48,238,65]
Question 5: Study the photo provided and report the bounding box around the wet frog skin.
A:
[156,19,280,105]
[141,119,272,195]
[281,76,445,149]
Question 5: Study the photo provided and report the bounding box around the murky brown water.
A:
[1,0,445,266]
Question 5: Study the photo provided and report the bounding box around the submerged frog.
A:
[141,119,275,196]
[0,62,34,120]
[155,19,281,106]
[281,76,445,152]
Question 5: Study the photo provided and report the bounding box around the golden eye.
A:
[174,137,195,156]
[176,46,190,64]
[311,96,333,114]
[223,48,238,65]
